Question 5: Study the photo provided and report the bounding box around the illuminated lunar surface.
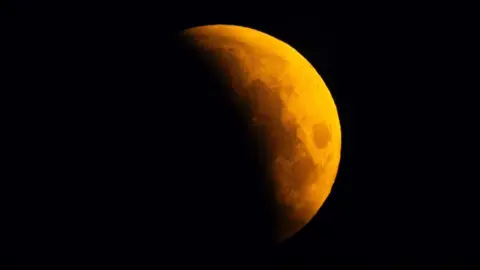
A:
[179,25,341,243]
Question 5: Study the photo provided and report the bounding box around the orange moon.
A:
[180,25,342,243]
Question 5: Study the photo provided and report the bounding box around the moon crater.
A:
[313,122,332,149]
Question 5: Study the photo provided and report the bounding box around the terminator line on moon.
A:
[179,25,341,243]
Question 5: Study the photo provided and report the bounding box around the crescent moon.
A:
[180,25,341,243]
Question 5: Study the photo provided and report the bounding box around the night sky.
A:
[6,2,479,269]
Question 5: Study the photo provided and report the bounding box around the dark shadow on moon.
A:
[162,36,281,262]
[57,32,332,267]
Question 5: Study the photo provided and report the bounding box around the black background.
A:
[5,2,480,269]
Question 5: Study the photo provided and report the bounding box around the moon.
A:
[178,25,341,243]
